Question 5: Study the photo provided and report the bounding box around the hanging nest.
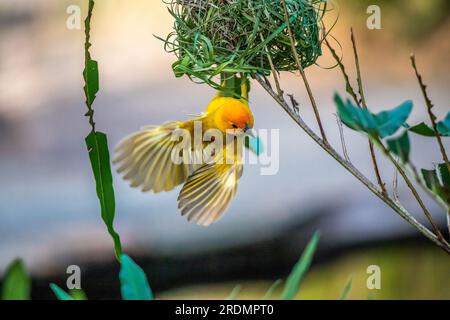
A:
[160,0,327,90]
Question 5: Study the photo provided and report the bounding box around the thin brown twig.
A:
[280,0,328,144]
[410,53,450,174]
[344,31,444,241]
[324,38,360,105]
[260,33,283,98]
[335,115,350,161]
[255,75,450,254]
[350,29,388,198]
[393,169,400,203]
[376,141,445,241]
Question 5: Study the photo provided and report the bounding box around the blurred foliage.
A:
[335,93,413,139]
[282,231,320,299]
[160,244,450,300]
[1,259,30,300]
[119,255,153,300]
[49,283,75,300]
[346,0,450,40]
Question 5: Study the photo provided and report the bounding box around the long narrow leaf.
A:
[262,279,282,300]
[339,277,352,300]
[50,283,74,301]
[82,1,122,261]
[281,232,320,300]
[226,285,242,300]
[86,132,122,260]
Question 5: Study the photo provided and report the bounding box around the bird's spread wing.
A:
[178,160,243,226]
[113,122,194,193]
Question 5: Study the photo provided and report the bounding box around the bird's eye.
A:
[231,124,238,129]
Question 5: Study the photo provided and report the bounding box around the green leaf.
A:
[70,289,88,300]
[85,131,122,260]
[421,164,450,206]
[339,278,352,300]
[335,93,413,138]
[436,112,450,136]
[335,94,377,135]
[226,285,242,300]
[439,163,450,186]
[245,135,264,156]
[50,283,74,300]
[83,59,99,106]
[281,231,320,300]
[1,259,30,300]
[262,279,282,300]
[406,113,450,137]
[406,122,436,137]
[374,100,413,138]
[83,0,99,107]
[387,131,410,163]
[119,255,153,300]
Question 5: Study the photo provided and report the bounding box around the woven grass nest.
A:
[161,0,327,89]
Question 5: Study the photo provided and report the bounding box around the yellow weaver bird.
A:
[113,79,254,226]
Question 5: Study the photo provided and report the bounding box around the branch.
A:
[255,76,450,254]
[350,29,388,198]
[376,140,445,242]
[410,53,450,174]
[280,0,328,144]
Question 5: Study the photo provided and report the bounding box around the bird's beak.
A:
[245,128,256,138]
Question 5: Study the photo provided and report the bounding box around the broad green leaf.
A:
[436,112,450,136]
[1,259,30,300]
[406,113,450,137]
[339,278,352,300]
[406,122,435,137]
[374,100,413,138]
[86,131,122,260]
[119,255,153,300]
[281,232,320,300]
[50,283,74,300]
[387,131,410,163]
[83,59,99,106]
[421,164,450,206]
[335,94,377,135]
[245,135,264,156]
[335,93,413,139]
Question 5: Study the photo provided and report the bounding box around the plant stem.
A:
[259,33,283,97]
[255,76,450,254]
[324,38,359,104]
[280,0,328,144]
[410,53,450,174]
[84,0,96,133]
[376,140,445,242]
[350,29,387,198]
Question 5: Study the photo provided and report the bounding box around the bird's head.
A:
[214,97,254,135]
